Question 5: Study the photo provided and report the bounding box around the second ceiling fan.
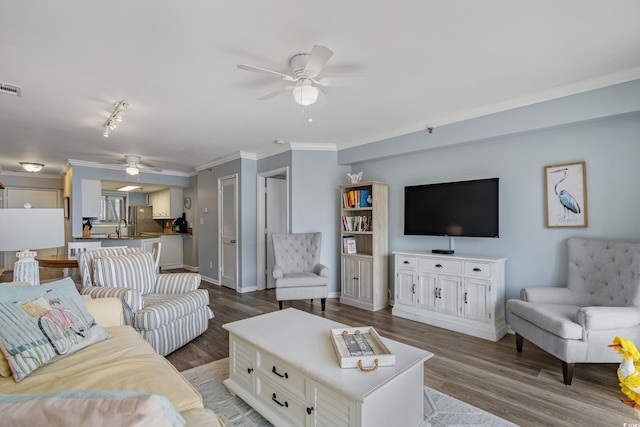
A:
[237,45,335,106]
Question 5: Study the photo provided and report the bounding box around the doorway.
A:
[218,175,238,290]
[257,167,289,290]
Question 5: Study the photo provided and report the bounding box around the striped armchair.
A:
[78,247,213,356]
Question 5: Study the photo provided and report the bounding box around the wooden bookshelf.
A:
[339,181,388,311]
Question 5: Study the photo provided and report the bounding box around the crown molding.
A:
[67,159,191,177]
[195,151,258,171]
[338,67,640,150]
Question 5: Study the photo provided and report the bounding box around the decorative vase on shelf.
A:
[347,172,363,184]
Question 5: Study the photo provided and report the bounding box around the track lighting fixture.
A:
[103,100,128,137]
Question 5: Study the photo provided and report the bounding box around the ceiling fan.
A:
[111,155,162,176]
[237,45,335,106]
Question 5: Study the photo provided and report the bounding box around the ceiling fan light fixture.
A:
[292,80,319,106]
[125,166,139,176]
[20,162,44,172]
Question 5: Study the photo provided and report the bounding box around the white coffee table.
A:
[223,308,433,427]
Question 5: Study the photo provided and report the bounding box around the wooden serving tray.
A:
[330,326,395,371]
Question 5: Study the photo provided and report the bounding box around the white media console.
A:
[392,251,507,341]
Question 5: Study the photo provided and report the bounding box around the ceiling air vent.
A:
[0,83,21,97]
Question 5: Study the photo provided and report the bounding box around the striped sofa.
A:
[78,247,213,356]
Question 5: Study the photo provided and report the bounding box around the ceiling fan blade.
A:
[257,86,294,100]
[304,45,333,76]
[237,64,296,81]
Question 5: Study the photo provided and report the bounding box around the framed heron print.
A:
[544,161,587,228]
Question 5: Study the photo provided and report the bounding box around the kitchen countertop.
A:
[75,231,191,241]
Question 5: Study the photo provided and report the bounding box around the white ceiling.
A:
[1,1,639,176]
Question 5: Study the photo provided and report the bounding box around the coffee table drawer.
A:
[257,350,306,399]
[256,374,308,427]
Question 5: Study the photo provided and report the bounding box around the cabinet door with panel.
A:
[81,179,101,218]
[463,278,491,323]
[394,269,415,307]
[342,256,374,304]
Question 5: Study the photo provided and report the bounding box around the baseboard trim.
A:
[201,275,219,286]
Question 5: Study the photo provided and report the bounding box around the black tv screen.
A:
[404,178,499,238]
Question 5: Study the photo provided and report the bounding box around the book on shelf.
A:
[342,215,372,232]
[360,189,372,207]
[343,236,357,254]
[343,189,372,208]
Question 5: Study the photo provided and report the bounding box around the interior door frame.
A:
[218,174,238,290]
[256,167,289,291]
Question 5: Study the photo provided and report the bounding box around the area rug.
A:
[181,358,518,427]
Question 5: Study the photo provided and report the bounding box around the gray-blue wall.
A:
[342,112,640,300]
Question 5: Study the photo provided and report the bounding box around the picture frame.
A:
[63,196,70,219]
[544,161,587,228]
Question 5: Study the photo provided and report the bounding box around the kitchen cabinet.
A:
[81,179,101,218]
[159,235,183,269]
[150,188,183,219]
[392,251,507,341]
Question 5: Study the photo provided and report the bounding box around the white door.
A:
[265,176,287,289]
[4,189,60,268]
[219,176,238,290]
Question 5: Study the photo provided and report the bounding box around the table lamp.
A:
[0,208,65,285]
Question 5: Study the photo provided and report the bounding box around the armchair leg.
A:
[562,361,574,385]
[278,301,283,310]
[321,298,326,311]
[515,333,524,352]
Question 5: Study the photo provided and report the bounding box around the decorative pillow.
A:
[0,281,31,377]
[92,251,157,295]
[0,277,111,382]
[0,389,185,427]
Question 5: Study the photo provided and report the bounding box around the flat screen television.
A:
[404,178,499,239]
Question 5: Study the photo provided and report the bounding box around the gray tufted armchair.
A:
[272,232,329,311]
[506,237,640,384]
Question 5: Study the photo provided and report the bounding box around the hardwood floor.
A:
[167,281,639,426]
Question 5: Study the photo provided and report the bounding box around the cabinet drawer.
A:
[257,350,306,399]
[464,261,492,278]
[418,258,462,274]
[256,374,308,426]
[396,255,418,269]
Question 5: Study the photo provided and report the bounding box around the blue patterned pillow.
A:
[0,278,110,382]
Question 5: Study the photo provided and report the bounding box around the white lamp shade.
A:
[292,81,319,106]
[0,208,65,251]
[126,166,139,176]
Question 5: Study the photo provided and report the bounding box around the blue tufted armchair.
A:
[506,237,640,384]
[272,232,329,311]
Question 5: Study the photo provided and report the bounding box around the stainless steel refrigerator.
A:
[128,205,162,235]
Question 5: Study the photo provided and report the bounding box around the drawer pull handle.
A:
[272,393,289,408]
[272,366,289,378]
[473,267,481,272]
[307,407,314,415]
[464,292,468,303]
[403,260,409,264]
[358,358,379,372]
[435,264,443,268]
[247,368,253,374]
